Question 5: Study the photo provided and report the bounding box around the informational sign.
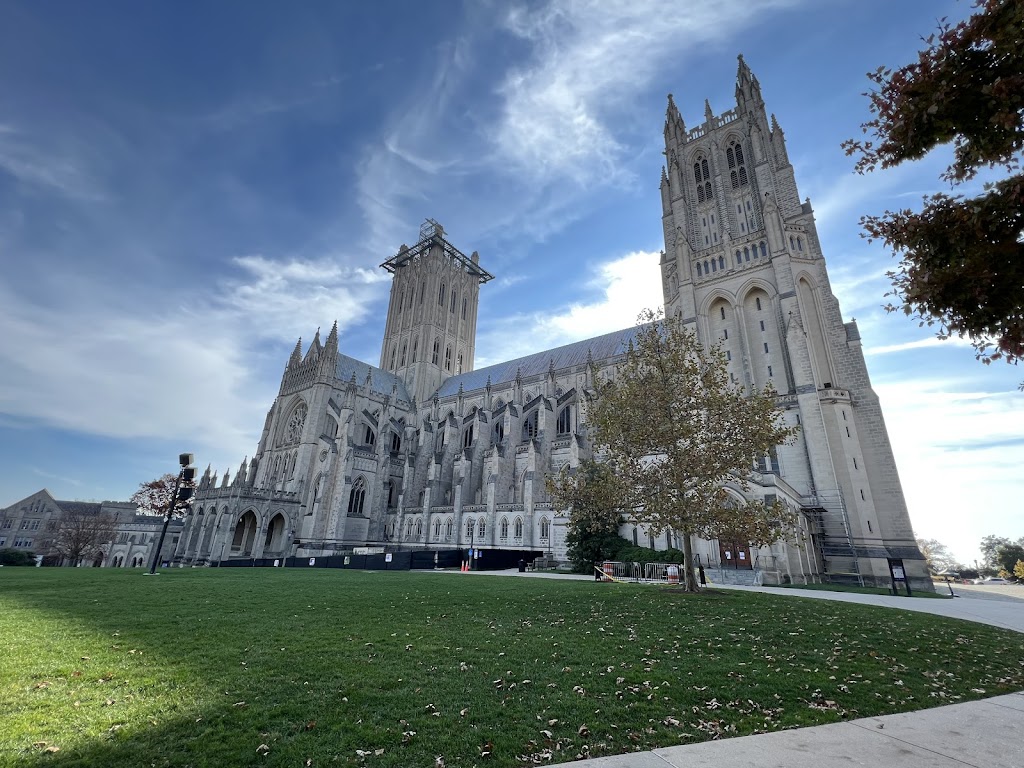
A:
[892,566,905,580]
[738,551,746,560]
[344,556,351,565]
[273,559,280,567]
[385,553,393,563]
[309,557,316,566]
[469,548,474,558]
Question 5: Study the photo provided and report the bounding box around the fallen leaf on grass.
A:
[256,743,270,755]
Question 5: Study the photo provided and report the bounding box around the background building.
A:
[0,489,182,568]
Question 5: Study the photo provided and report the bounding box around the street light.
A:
[147,453,196,575]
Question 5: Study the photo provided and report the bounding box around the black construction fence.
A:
[218,548,543,572]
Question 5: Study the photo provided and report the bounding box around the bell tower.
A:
[379,219,494,404]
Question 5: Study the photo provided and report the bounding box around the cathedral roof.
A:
[334,353,411,402]
[435,324,648,398]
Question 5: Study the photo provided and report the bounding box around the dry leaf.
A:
[256,743,270,755]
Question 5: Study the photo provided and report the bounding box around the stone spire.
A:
[735,53,763,112]
[289,338,302,368]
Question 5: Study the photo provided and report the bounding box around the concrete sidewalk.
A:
[558,692,1024,767]
[451,569,1024,766]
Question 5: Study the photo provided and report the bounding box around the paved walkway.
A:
[448,569,1024,767]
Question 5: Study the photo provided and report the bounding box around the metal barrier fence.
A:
[601,561,690,584]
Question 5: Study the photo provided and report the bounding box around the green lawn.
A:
[1,569,1022,768]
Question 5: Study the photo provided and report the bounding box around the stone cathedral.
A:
[175,57,928,589]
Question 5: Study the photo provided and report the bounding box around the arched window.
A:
[390,346,397,369]
[500,518,509,539]
[432,339,440,365]
[478,518,486,538]
[711,259,717,273]
[444,346,452,371]
[290,451,298,479]
[514,518,523,538]
[693,156,713,202]
[391,431,402,453]
[720,306,726,320]
[494,421,505,442]
[412,338,418,362]
[718,255,725,270]
[398,290,404,312]
[744,246,750,261]
[347,477,366,517]
[364,426,376,446]
[466,518,475,538]
[704,260,710,274]
[457,353,463,374]
[285,402,308,444]
[556,406,571,435]
[735,249,742,266]
[450,289,457,312]
[540,517,550,540]
[760,242,768,258]
[756,296,763,311]
[438,282,445,304]
[433,518,441,538]
[521,411,538,441]
[797,236,804,251]
[400,342,407,367]
[446,518,453,537]
[406,518,413,536]
[728,140,748,189]
[415,518,423,537]
[463,425,474,448]
[462,297,467,320]
[325,416,339,439]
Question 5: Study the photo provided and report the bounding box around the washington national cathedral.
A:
[174,56,929,589]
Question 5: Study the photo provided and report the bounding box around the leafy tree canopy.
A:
[843,0,1024,366]
[547,459,625,574]
[915,536,961,573]
[130,473,195,518]
[566,310,799,591]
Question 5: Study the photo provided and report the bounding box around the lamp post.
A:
[147,453,196,575]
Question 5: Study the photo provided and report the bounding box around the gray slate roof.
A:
[335,353,411,402]
[54,501,104,516]
[436,324,647,398]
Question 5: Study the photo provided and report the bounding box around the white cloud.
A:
[0,255,386,465]
[866,335,974,356]
[476,249,662,366]
[876,377,1024,564]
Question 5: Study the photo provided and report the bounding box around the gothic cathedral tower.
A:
[379,220,494,405]
[660,56,927,587]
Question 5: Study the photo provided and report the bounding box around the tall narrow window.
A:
[400,342,407,367]
[445,346,452,371]
[411,338,418,362]
[439,282,445,304]
[462,297,467,320]
[755,297,762,311]
[463,425,474,448]
[347,477,366,517]
[521,411,538,441]
[450,289,456,312]
[720,306,726,320]
[556,406,571,435]
[432,339,440,365]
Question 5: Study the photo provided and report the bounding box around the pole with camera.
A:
[147,453,197,575]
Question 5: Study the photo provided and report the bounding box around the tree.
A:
[547,459,626,574]
[0,549,38,566]
[915,536,959,573]
[1014,560,1024,581]
[842,0,1024,367]
[130,473,195,518]
[50,507,118,566]
[980,534,1012,570]
[580,310,800,592]
[994,542,1024,576]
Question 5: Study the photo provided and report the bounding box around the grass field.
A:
[2,568,1022,768]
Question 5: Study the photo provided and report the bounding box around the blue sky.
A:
[1,0,1020,565]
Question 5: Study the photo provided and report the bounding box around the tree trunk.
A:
[681,528,699,592]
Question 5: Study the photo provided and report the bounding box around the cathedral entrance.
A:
[232,511,258,557]
[719,540,753,570]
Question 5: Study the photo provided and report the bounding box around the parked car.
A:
[975,577,1010,585]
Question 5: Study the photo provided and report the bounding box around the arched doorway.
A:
[264,513,287,553]
[232,510,259,557]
